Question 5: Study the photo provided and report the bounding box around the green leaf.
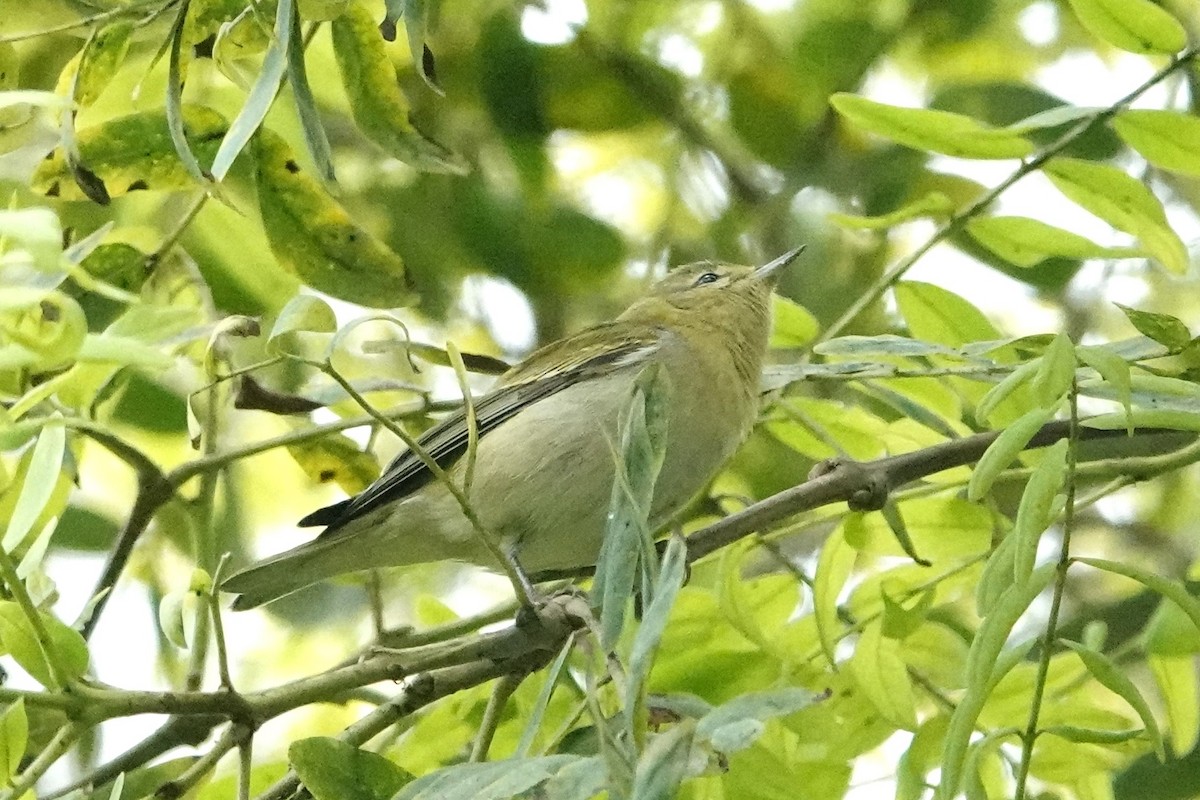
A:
[827,191,955,229]
[1062,640,1165,760]
[630,721,694,800]
[3,418,64,551]
[895,282,1000,347]
[1113,110,1200,177]
[0,601,89,689]
[966,216,1141,268]
[210,0,290,180]
[0,700,26,786]
[253,129,416,308]
[592,364,670,650]
[285,0,334,183]
[1076,558,1200,636]
[1114,304,1192,349]
[625,535,687,732]
[166,1,214,187]
[967,406,1056,502]
[814,335,959,358]
[1076,345,1133,433]
[976,530,1018,616]
[1032,332,1076,407]
[769,295,819,348]
[64,22,133,108]
[1044,158,1188,273]
[938,565,1056,800]
[830,94,1035,159]
[976,360,1041,425]
[1148,654,1200,756]
[288,737,412,800]
[1066,0,1186,54]
[1011,440,1069,582]
[849,619,918,729]
[813,524,857,667]
[393,756,580,800]
[1083,408,1200,433]
[695,688,821,752]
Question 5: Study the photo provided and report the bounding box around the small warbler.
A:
[223,249,802,609]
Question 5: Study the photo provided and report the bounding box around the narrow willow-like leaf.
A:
[1062,640,1165,760]
[976,359,1041,425]
[1076,558,1200,634]
[211,0,291,180]
[849,619,918,729]
[285,0,335,183]
[1075,346,1133,433]
[1114,304,1192,349]
[630,721,695,800]
[967,406,1055,502]
[166,0,211,185]
[392,755,579,800]
[1012,440,1069,582]
[3,417,64,551]
[1033,333,1076,408]
[625,535,687,733]
[1149,654,1200,756]
[813,525,857,667]
[0,700,25,786]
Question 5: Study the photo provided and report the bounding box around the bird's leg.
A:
[501,540,542,613]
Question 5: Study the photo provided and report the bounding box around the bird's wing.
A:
[303,322,663,536]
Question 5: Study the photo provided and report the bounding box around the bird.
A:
[222,249,803,609]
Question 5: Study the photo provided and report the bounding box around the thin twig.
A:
[470,674,525,762]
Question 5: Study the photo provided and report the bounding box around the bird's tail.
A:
[222,534,371,610]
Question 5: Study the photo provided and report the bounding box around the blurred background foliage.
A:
[4,0,1200,797]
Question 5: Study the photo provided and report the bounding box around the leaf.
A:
[1113,109,1200,177]
[1032,332,1076,407]
[976,360,1040,425]
[288,737,412,800]
[769,294,819,348]
[3,419,64,551]
[830,94,1035,159]
[1065,0,1186,54]
[938,565,1056,800]
[1075,558,1200,636]
[253,129,416,308]
[895,282,1000,347]
[813,524,857,667]
[1011,440,1069,582]
[1113,304,1192,349]
[849,619,918,729]
[1043,158,1188,274]
[1148,655,1200,756]
[31,108,230,201]
[814,335,958,358]
[210,0,291,180]
[0,700,26,786]
[287,435,381,495]
[1076,345,1133,433]
[1061,640,1165,760]
[630,721,694,800]
[827,191,955,229]
[166,0,214,187]
[625,535,687,732]
[285,0,335,183]
[967,406,1056,502]
[1083,408,1200,433]
[59,21,133,108]
[0,601,89,689]
[330,2,465,174]
[392,756,580,800]
[592,364,670,651]
[966,216,1142,268]
[695,688,821,752]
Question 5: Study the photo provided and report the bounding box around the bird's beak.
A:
[753,246,806,283]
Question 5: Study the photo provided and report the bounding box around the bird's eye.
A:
[694,272,720,286]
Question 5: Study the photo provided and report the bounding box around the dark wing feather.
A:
[307,322,661,537]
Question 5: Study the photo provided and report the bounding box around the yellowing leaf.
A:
[966,216,1142,268]
[830,94,1035,160]
[31,107,230,201]
[1044,157,1188,273]
[1066,0,1186,54]
[253,129,417,307]
[331,2,466,174]
[1113,109,1200,177]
